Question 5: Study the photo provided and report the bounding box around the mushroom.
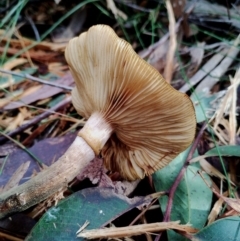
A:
[66,24,196,180]
[0,25,196,218]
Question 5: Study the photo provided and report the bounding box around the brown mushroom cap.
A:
[65,25,196,181]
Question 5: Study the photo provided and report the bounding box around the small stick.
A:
[78,221,197,239]
[0,69,73,91]
[154,122,207,241]
[0,96,72,143]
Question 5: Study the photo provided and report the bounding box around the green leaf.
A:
[192,216,240,241]
[47,94,65,108]
[205,145,240,157]
[191,91,217,123]
[26,187,150,241]
[153,147,212,241]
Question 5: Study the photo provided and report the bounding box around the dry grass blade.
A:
[199,159,229,181]
[141,215,153,241]
[164,0,177,84]
[210,67,240,184]
[77,222,198,239]
[139,19,181,60]
[211,188,240,214]
[195,36,240,93]
[0,232,23,241]
[187,42,205,76]
[14,30,35,67]
[213,67,240,136]
[191,158,235,186]
[106,0,127,20]
[200,171,240,215]
[180,47,229,93]
[208,197,224,225]
[228,69,240,145]
[208,191,228,225]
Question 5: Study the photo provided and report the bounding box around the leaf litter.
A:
[0,0,240,240]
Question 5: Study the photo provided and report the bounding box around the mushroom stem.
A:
[79,112,113,155]
[0,112,113,218]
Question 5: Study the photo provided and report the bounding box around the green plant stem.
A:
[0,155,9,176]
[154,122,207,241]
[0,130,43,166]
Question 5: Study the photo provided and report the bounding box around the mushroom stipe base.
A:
[0,113,112,218]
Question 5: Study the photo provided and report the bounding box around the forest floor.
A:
[0,0,240,241]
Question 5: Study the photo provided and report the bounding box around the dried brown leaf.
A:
[0,143,19,156]
[77,157,105,185]
[52,8,86,43]
[5,107,31,132]
[0,133,76,188]
[77,157,140,196]
[2,58,27,71]
[171,0,186,18]
[4,72,74,110]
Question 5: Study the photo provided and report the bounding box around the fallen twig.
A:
[77,221,197,239]
[0,69,73,90]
